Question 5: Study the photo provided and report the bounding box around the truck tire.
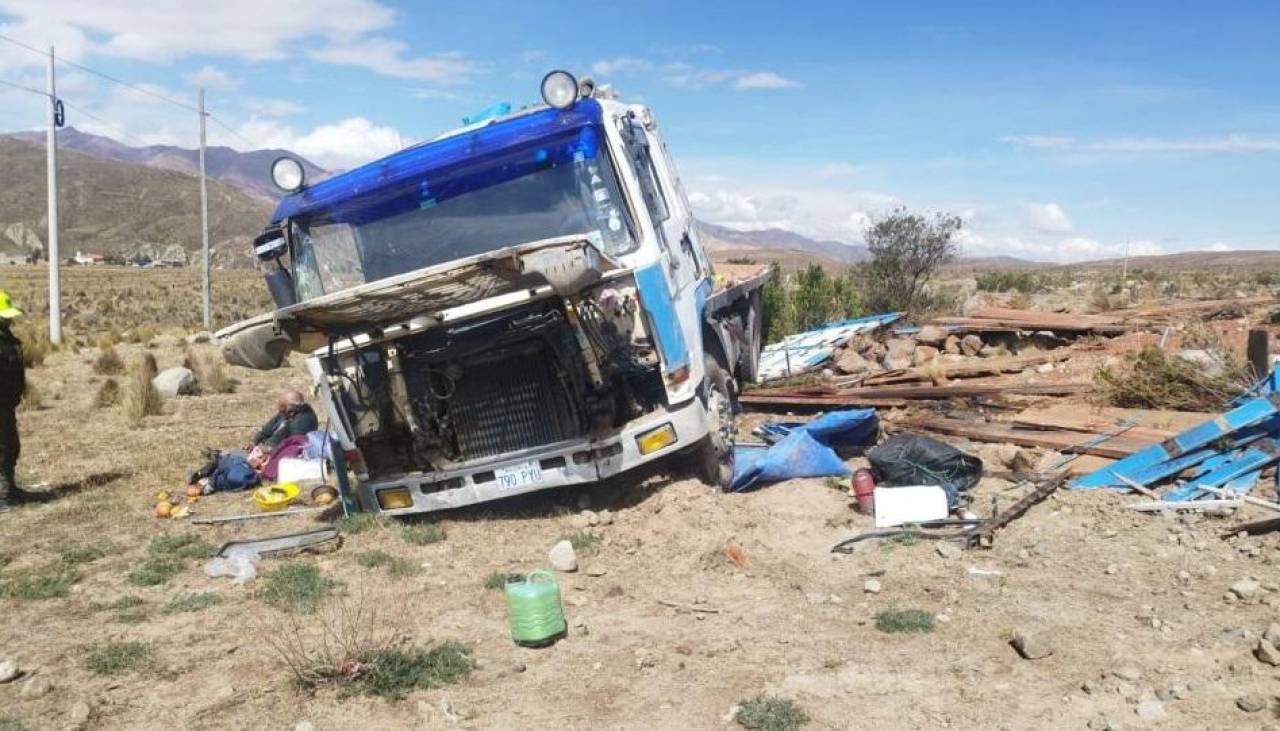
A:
[692,354,736,490]
[738,292,763,384]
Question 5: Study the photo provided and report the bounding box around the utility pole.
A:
[45,45,61,345]
[198,87,211,329]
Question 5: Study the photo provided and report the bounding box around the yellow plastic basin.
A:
[252,482,301,512]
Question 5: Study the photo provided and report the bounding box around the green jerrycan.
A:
[504,570,567,646]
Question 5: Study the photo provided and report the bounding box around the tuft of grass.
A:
[355,550,394,569]
[0,567,80,601]
[93,377,121,408]
[258,564,337,614]
[163,591,222,614]
[483,571,510,591]
[355,550,419,578]
[128,556,184,587]
[13,320,52,368]
[400,522,445,546]
[358,642,472,701]
[86,641,151,676]
[884,531,921,548]
[101,595,145,611]
[736,694,810,731]
[93,347,125,375]
[17,379,44,412]
[336,513,388,534]
[123,353,162,424]
[61,545,106,565]
[1094,344,1253,412]
[149,533,214,560]
[565,530,601,557]
[0,716,26,731]
[874,607,936,634]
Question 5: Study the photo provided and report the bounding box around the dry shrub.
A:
[93,347,125,375]
[17,379,44,412]
[123,354,162,424]
[1094,345,1253,411]
[13,320,52,367]
[1006,292,1032,310]
[94,378,121,409]
[191,355,238,395]
[261,588,403,691]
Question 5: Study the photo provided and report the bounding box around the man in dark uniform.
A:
[249,389,319,451]
[0,290,27,512]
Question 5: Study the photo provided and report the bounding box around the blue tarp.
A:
[730,409,878,492]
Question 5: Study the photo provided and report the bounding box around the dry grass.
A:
[123,353,162,424]
[1094,344,1254,411]
[93,378,121,408]
[93,347,125,375]
[11,319,53,368]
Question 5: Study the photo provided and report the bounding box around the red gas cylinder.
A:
[851,468,876,514]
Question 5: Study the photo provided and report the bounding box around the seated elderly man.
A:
[250,389,319,452]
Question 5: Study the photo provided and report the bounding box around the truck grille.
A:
[449,353,578,460]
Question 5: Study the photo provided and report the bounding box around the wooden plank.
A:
[969,306,1123,327]
[860,351,1072,386]
[934,316,1126,334]
[905,417,1162,458]
[745,382,1087,402]
[738,394,912,408]
[1013,404,1212,434]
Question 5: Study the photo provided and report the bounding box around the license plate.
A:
[494,461,544,489]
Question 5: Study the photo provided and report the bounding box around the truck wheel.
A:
[693,354,735,490]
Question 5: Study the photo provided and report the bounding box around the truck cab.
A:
[221,71,768,514]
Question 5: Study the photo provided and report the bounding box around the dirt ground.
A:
[1,333,1279,731]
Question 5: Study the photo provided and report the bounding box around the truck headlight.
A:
[376,487,414,510]
[540,70,579,110]
[271,156,306,193]
[636,423,677,455]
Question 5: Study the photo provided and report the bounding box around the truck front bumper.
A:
[355,396,708,514]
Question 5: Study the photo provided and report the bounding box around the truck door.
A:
[620,116,701,294]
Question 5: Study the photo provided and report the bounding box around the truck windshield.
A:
[289,126,635,301]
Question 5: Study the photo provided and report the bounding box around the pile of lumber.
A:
[739,380,1087,409]
[932,307,1126,335]
[1112,296,1279,325]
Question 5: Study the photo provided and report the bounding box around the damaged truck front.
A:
[220,73,769,515]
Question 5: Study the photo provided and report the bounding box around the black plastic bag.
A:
[866,433,982,507]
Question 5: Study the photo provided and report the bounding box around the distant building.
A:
[72,250,106,265]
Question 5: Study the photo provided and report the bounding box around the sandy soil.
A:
[2,334,1280,730]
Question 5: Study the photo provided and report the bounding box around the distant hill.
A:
[1069,249,1280,271]
[696,220,869,264]
[0,136,271,266]
[6,127,326,201]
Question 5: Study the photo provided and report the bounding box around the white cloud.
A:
[229,116,405,169]
[815,162,858,177]
[591,57,653,75]
[1025,202,1073,234]
[734,71,801,90]
[183,64,238,91]
[1060,236,1103,257]
[243,97,306,116]
[1003,133,1280,154]
[1207,241,1234,252]
[0,1,476,83]
[1125,240,1167,256]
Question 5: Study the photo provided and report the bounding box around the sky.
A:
[1,1,1278,262]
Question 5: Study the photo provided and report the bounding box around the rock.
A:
[884,339,916,370]
[912,345,940,366]
[835,348,874,375]
[991,443,1031,471]
[1135,699,1167,722]
[20,675,50,698]
[961,334,984,357]
[883,353,914,370]
[511,662,526,673]
[1255,638,1280,666]
[186,331,214,344]
[597,509,614,526]
[68,700,92,727]
[1230,578,1260,600]
[1105,564,1119,575]
[936,543,962,560]
[1010,629,1054,660]
[863,578,882,594]
[915,325,949,346]
[570,513,592,529]
[0,660,18,683]
[1236,695,1266,713]
[294,723,316,731]
[944,334,961,355]
[152,366,196,398]
[1176,349,1226,378]
[1112,666,1143,682]
[585,566,607,577]
[1035,362,1055,373]
[1264,622,1280,645]
[549,540,578,572]
[978,344,1002,358]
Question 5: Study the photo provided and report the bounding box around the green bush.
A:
[258,564,337,614]
[736,694,809,730]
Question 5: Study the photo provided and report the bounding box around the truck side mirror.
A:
[265,266,298,309]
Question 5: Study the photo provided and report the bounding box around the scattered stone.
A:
[598,509,614,526]
[1135,699,1167,722]
[915,325,949,346]
[68,700,92,728]
[1230,578,1260,600]
[943,334,961,355]
[863,578,882,594]
[512,662,526,673]
[570,513,592,529]
[634,649,658,670]
[1035,362,1055,374]
[1254,638,1280,666]
[294,722,316,731]
[186,330,214,344]
[584,566,607,577]
[836,348,874,375]
[936,543,962,560]
[912,345,940,366]
[20,675,49,698]
[1176,349,1226,378]
[829,594,843,605]
[978,344,1001,358]
[1236,695,1266,713]
[572,615,587,629]
[1010,629,1054,660]
[1112,666,1143,682]
[1105,564,1119,575]
[549,540,578,572]
[960,334,984,357]
[152,366,196,398]
[0,659,18,683]
[1263,622,1280,646]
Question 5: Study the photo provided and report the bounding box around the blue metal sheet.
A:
[1162,444,1276,501]
[1071,395,1280,490]
[634,263,689,374]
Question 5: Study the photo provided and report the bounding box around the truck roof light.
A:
[271,156,306,193]
[540,70,579,110]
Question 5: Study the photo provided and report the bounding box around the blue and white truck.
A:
[219,71,770,515]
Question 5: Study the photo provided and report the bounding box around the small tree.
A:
[861,208,961,314]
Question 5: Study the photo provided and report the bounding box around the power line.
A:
[57,99,151,146]
[0,76,48,97]
[206,112,262,151]
[0,32,199,113]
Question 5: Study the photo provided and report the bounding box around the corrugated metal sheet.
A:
[756,312,901,382]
